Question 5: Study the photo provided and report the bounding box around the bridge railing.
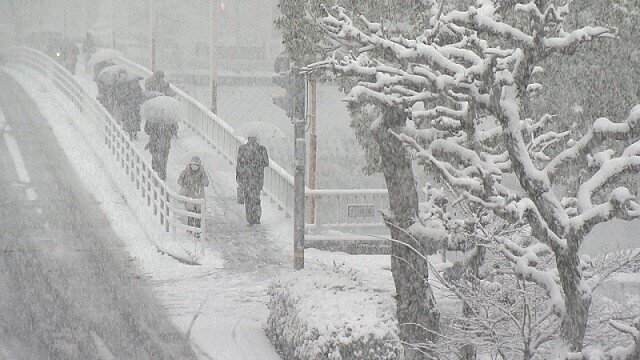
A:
[112,56,390,236]
[5,47,206,243]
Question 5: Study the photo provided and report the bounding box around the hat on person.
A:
[189,156,201,166]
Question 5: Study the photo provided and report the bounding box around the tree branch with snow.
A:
[307,0,636,354]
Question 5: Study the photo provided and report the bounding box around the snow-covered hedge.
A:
[266,260,402,359]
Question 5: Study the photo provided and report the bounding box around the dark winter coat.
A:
[145,74,175,97]
[114,77,144,133]
[96,79,110,109]
[83,34,96,56]
[178,166,209,199]
[236,140,269,190]
[59,39,78,73]
[144,121,177,155]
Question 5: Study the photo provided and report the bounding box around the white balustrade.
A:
[113,56,390,235]
[6,47,391,237]
[5,47,205,242]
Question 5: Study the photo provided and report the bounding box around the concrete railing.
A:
[112,56,391,237]
[5,47,206,241]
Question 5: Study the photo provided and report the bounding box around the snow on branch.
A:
[309,0,634,351]
[607,318,640,360]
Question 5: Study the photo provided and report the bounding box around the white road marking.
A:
[1,114,38,202]
[3,132,31,183]
[0,106,5,130]
[90,331,116,360]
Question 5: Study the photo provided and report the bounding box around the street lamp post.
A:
[149,0,156,71]
[210,0,218,113]
[111,0,116,49]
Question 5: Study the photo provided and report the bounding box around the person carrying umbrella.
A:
[141,96,181,181]
[96,65,126,113]
[113,71,145,140]
[178,156,209,234]
[236,136,270,225]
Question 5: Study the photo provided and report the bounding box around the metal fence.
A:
[5,47,206,242]
[113,56,391,236]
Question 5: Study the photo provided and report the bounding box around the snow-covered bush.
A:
[266,262,402,360]
[307,0,640,356]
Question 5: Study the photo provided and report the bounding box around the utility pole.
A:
[149,0,156,71]
[111,0,116,49]
[272,63,307,269]
[293,77,307,270]
[307,82,317,224]
[209,0,218,113]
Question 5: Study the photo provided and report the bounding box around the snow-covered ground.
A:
[6,64,291,359]
[7,55,639,359]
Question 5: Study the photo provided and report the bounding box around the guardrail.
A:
[112,56,390,236]
[5,47,206,244]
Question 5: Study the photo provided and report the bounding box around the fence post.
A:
[172,209,178,242]
[200,198,206,257]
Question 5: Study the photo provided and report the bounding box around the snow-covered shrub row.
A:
[266,261,402,359]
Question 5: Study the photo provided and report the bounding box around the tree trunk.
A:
[458,245,485,360]
[556,242,591,351]
[375,108,440,359]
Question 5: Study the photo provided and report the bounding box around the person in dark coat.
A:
[236,136,269,225]
[178,156,209,233]
[82,32,97,64]
[60,37,79,74]
[144,119,178,181]
[114,73,144,139]
[145,70,176,97]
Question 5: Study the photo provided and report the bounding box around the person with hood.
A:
[178,156,209,232]
[145,70,176,97]
[144,115,177,181]
[236,136,269,225]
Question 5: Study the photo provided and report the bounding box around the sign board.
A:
[347,204,375,218]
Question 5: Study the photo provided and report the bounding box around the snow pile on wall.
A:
[266,259,402,359]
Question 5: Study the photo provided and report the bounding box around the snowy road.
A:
[0,72,197,359]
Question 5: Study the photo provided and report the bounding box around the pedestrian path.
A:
[21,62,290,359]
[80,65,292,358]
[140,106,290,360]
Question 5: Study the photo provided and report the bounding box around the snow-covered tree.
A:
[307,0,640,355]
[276,0,433,175]
[535,0,640,135]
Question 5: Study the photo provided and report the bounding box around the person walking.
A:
[117,76,145,140]
[145,70,176,97]
[61,37,79,74]
[236,136,269,225]
[82,32,97,65]
[178,156,209,234]
[144,118,177,181]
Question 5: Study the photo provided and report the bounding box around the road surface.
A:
[0,71,197,359]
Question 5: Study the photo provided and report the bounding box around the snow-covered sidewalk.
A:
[6,63,292,359]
